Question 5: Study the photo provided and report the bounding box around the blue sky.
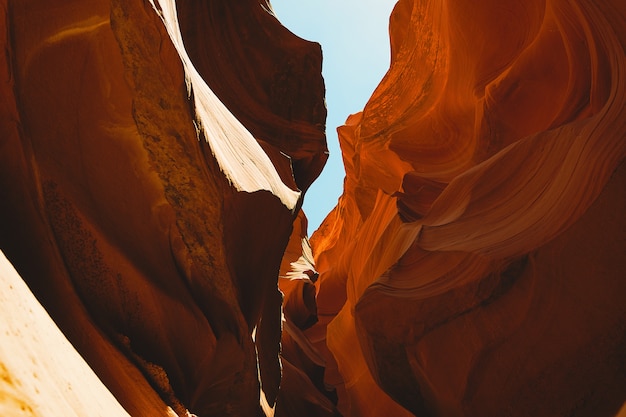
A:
[270,0,398,233]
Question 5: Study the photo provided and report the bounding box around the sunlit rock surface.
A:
[1,0,625,416]
[0,250,153,417]
[309,0,626,416]
[0,0,327,415]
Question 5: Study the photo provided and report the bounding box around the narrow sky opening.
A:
[270,0,398,233]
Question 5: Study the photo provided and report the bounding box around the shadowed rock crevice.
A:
[1,0,327,415]
[1,0,625,416]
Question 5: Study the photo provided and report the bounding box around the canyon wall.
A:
[1,0,625,416]
[309,0,626,416]
[0,0,328,415]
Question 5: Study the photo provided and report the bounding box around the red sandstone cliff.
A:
[1,0,328,415]
[1,0,625,416]
[309,0,626,416]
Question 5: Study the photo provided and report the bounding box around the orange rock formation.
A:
[1,0,327,415]
[0,0,625,416]
[309,0,626,415]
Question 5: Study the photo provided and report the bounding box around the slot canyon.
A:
[0,0,625,416]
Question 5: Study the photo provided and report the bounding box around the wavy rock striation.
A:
[309,0,626,416]
[1,0,625,416]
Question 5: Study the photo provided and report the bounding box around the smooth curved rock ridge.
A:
[1,0,624,415]
[0,0,327,415]
[0,250,144,417]
[309,0,626,415]
[150,0,300,210]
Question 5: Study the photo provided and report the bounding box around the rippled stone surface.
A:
[309,0,626,415]
[2,0,625,416]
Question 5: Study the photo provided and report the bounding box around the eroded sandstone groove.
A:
[309,0,626,416]
[1,0,326,415]
[1,0,625,416]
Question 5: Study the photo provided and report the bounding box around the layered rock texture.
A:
[309,0,626,415]
[0,0,625,416]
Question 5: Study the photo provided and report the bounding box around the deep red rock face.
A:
[1,0,625,416]
[309,0,626,416]
[0,0,326,416]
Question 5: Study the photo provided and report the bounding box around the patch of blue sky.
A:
[270,0,398,233]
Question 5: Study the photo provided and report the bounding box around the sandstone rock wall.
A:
[1,0,625,416]
[0,0,327,415]
[309,0,626,415]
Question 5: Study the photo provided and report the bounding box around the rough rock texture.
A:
[309,0,626,416]
[0,0,327,416]
[1,0,625,416]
